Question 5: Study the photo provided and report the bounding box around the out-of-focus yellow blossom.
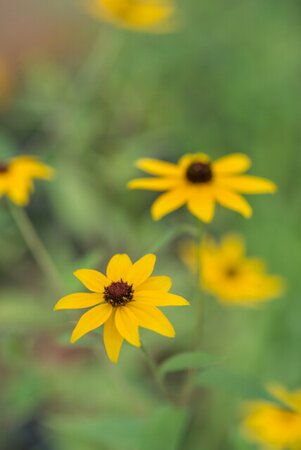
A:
[85,0,176,32]
[243,384,301,450]
[0,156,54,206]
[128,153,276,223]
[0,59,13,107]
[54,253,189,363]
[180,234,284,306]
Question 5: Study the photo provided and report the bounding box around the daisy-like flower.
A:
[128,153,277,222]
[85,0,176,32]
[54,254,189,363]
[243,384,301,450]
[0,155,54,206]
[180,234,284,306]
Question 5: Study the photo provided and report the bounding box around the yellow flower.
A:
[54,253,189,363]
[243,384,301,450]
[85,0,176,32]
[128,153,277,222]
[180,234,284,306]
[0,155,54,206]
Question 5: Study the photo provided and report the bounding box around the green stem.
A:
[141,344,173,404]
[147,224,199,254]
[8,203,63,294]
[193,224,206,348]
[179,224,206,406]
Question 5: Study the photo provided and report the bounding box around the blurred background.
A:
[0,0,301,449]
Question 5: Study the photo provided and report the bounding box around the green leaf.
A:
[138,406,188,450]
[160,351,220,374]
[195,367,290,410]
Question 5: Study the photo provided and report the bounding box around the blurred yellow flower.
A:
[180,234,284,306]
[85,0,176,32]
[243,384,301,450]
[54,253,189,363]
[0,155,54,206]
[128,153,276,222]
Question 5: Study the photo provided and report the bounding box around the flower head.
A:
[0,155,54,206]
[180,234,284,306]
[54,253,189,363]
[85,0,176,32]
[243,384,301,450]
[128,153,277,222]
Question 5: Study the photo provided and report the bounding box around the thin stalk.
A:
[192,224,206,348]
[180,224,206,406]
[141,344,173,404]
[147,224,199,254]
[8,203,63,294]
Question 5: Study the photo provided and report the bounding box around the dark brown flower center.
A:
[0,162,8,174]
[225,266,239,278]
[103,280,134,307]
[186,162,213,183]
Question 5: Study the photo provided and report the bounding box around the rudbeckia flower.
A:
[54,254,189,363]
[0,155,54,206]
[85,0,176,32]
[128,153,277,222]
[180,234,284,306]
[243,384,301,450]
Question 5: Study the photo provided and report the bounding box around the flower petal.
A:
[128,177,180,191]
[221,234,245,261]
[12,156,55,179]
[71,303,112,343]
[115,306,141,347]
[106,254,132,281]
[179,239,198,274]
[151,188,189,220]
[86,0,174,31]
[187,188,215,223]
[179,153,210,170]
[128,303,175,337]
[218,175,277,193]
[126,254,156,288]
[267,384,301,411]
[74,269,108,292]
[136,159,181,176]
[103,311,123,364]
[212,153,251,175]
[54,293,103,310]
[135,291,189,306]
[214,187,252,218]
[0,173,10,193]
[136,276,172,292]
[7,178,32,206]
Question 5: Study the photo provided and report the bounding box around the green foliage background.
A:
[0,0,301,449]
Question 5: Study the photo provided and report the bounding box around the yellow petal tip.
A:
[270,183,277,193]
[127,181,136,190]
[135,159,145,169]
[73,268,84,277]
[151,207,163,221]
[53,300,63,310]
[244,210,253,219]
[152,215,161,221]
